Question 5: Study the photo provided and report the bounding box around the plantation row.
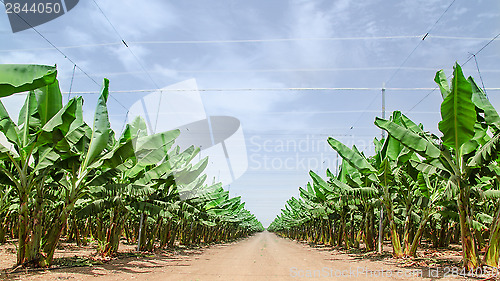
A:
[0,64,263,268]
[269,63,500,270]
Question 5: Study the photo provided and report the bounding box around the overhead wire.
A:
[342,0,457,141]
[1,34,496,53]
[0,0,130,116]
[56,66,500,79]
[0,0,99,86]
[462,32,500,65]
[91,0,166,133]
[67,64,76,102]
[472,54,487,95]
[385,0,457,86]
[345,92,382,131]
[2,0,498,134]
[406,31,500,113]
[62,86,500,95]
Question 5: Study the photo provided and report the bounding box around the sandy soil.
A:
[1,232,497,281]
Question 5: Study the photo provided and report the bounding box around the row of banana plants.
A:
[269,63,500,270]
[0,64,263,268]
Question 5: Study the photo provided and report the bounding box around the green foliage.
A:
[270,63,500,269]
[437,63,476,152]
[0,64,263,267]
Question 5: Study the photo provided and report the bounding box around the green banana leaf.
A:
[328,137,377,173]
[35,80,62,126]
[470,77,500,131]
[0,100,20,146]
[309,170,333,193]
[437,63,476,151]
[374,117,441,158]
[434,68,450,99]
[0,64,57,97]
[81,79,111,171]
[18,91,38,149]
[468,133,500,168]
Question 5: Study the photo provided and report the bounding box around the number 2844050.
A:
[5,2,62,14]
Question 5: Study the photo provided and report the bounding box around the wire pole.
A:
[378,83,386,253]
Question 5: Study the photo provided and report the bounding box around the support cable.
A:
[0,0,130,116]
[406,31,500,113]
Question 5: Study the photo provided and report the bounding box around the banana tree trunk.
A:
[384,191,403,257]
[364,205,374,251]
[160,221,171,248]
[378,206,384,253]
[408,210,432,257]
[337,216,344,247]
[167,222,179,248]
[457,187,480,270]
[402,199,413,255]
[17,190,29,266]
[138,213,148,251]
[26,186,44,266]
[343,217,350,249]
[43,199,75,266]
[438,219,449,247]
[0,216,6,243]
[102,208,124,256]
[483,200,500,267]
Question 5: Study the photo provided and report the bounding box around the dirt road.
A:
[161,231,425,281]
[7,231,468,281]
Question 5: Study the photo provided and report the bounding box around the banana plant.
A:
[0,65,65,266]
[406,172,448,256]
[328,131,410,257]
[0,64,264,268]
[41,79,123,265]
[374,63,499,270]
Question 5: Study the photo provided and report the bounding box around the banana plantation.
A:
[269,63,500,271]
[0,64,263,268]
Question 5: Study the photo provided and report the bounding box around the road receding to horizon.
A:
[6,231,469,281]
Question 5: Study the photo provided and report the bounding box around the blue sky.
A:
[1,0,499,226]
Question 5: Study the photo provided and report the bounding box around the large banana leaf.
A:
[374,117,441,158]
[95,125,135,170]
[0,100,20,146]
[174,157,209,185]
[437,63,476,151]
[400,113,425,134]
[330,177,357,195]
[33,146,60,173]
[309,170,333,193]
[134,129,180,165]
[468,133,500,168]
[39,97,86,153]
[35,80,62,126]
[410,159,450,179]
[378,158,394,187]
[81,79,111,171]
[18,91,38,149]
[328,137,377,173]
[461,122,488,155]
[129,116,149,138]
[434,68,450,99]
[470,77,500,131]
[125,130,181,178]
[0,64,57,97]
